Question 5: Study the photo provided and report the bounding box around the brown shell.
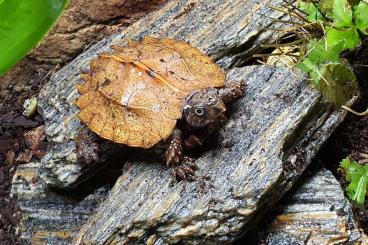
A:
[75,36,225,148]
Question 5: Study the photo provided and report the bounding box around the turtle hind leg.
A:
[76,127,100,164]
[218,80,247,104]
[165,129,198,181]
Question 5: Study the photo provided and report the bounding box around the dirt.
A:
[0,164,21,245]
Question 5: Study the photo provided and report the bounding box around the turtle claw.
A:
[182,156,198,170]
[171,157,198,182]
[165,130,199,181]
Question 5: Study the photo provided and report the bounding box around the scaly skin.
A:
[165,80,246,181]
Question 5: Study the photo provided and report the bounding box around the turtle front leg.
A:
[218,80,247,104]
[165,129,198,181]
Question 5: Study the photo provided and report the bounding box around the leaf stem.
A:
[342,105,368,116]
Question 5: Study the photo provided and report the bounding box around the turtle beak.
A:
[214,100,226,114]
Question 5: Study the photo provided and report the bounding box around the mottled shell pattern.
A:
[75,37,225,148]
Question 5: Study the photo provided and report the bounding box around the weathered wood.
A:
[257,164,362,244]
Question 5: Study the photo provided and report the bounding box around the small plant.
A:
[263,0,367,107]
[340,157,368,205]
[297,0,368,107]
[294,0,368,207]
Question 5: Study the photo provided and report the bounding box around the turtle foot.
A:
[171,156,198,181]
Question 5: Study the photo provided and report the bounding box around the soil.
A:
[0,163,21,245]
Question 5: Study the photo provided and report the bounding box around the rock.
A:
[37,0,295,188]
[255,164,362,244]
[10,161,111,244]
[39,139,128,188]
[74,64,350,244]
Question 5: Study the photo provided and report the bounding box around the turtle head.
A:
[183,88,226,128]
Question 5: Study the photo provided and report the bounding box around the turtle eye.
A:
[195,108,204,116]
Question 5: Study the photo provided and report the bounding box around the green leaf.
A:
[299,1,325,21]
[297,39,344,86]
[332,0,353,27]
[307,39,344,63]
[0,0,69,76]
[340,157,368,205]
[297,58,315,73]
[349,174,367,205]
[297,58,320,85]
[326,26,361,50]
[354,1,368,34]
[317,0,334,18]
[315,62,357,106]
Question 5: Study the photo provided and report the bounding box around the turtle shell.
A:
[75,36,225,148]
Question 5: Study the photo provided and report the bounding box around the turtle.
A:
[75,36,246,181]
